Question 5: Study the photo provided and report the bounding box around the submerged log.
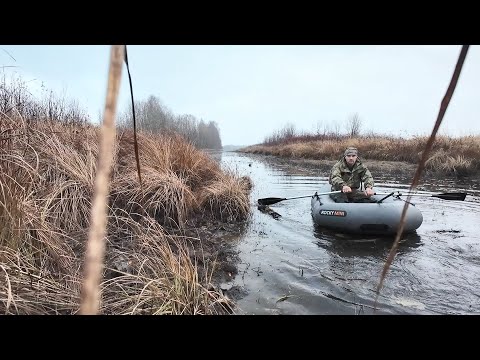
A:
[257,204,281,219]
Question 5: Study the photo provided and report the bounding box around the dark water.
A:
[213,150,480,315]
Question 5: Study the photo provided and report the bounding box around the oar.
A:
[374,191,467,201]
[258,190,341,206]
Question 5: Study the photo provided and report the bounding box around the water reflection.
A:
[313,227,423,259]
[203,149,223,164]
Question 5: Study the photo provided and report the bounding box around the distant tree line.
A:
[263,113,363,145]
[117,95,222,150]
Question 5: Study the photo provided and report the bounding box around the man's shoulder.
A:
[332,160,344,169]
[353,160,367,170]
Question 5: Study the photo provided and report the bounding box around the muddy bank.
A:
[164,215,251,306]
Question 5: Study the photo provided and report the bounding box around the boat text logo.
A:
[319,210,347,217]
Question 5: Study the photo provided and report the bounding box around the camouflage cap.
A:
[344,147,358,156]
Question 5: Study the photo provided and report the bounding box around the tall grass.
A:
[0,79,251,313]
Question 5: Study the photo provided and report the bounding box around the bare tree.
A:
[345,112,362,137]
[331,120,342,138]
[281,123,296,141]
[175,114,198,144]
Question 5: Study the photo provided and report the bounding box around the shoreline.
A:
[237,151,480,181]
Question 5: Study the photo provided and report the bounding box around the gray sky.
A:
[1,45,478,146]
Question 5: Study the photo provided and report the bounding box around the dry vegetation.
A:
[242,124,480,177]
[0,76,252,314]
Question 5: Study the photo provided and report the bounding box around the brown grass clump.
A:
[197,170,252,222]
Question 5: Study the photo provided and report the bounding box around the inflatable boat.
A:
[311,184,424,235]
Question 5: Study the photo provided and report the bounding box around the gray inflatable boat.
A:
[311,185,423,235]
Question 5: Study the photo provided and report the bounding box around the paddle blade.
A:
[433,192,467,201]
[257,197,286,206]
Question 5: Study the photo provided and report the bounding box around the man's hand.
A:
[342,185,352,193]
[364,187,374,197]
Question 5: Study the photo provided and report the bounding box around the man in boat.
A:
[329,147,375,203]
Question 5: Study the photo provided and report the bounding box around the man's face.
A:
[345,154,357,166]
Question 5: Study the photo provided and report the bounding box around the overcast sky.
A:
[1,45,478,146]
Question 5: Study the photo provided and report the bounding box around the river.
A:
[212,150,480,315]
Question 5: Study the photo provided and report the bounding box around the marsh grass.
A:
[0,79,250,314]
[198,170,252,223]
[242,134,480,176]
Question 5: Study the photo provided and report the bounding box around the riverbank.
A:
[240,134,480,177]
[0,117,252,314]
